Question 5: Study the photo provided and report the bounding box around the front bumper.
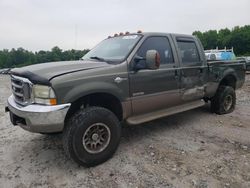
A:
[6,95,71,133]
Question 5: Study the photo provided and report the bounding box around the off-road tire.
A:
[63,106,121,167]
[39,132,61,135]
[211,86,236,114]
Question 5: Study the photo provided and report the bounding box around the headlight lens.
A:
[32,85,57,105]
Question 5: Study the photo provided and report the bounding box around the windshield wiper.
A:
[90,56,105,61]
[87,56,117,64]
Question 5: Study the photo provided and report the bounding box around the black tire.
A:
[63,106,121,167]
[211,86,236,114]
[39,132,61,135]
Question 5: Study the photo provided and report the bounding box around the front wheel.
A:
[63,107,121,167]
[211,86,236,114]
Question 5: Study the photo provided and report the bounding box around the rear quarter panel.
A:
[205,61,245,98]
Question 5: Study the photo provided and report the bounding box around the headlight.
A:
[32,85,57,105]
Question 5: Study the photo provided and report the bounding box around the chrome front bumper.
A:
[7,95,71,133]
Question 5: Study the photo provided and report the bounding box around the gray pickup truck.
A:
[6,32,245,166]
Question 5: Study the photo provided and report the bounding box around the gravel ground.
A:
[0,74,250,188]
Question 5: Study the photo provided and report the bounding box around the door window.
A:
[136,37,174,65]
[177,41,200,64]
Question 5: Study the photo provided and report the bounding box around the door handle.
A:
[175,69,178,76]
[173,66,178,79]
[199,68,203,73]
[174,67,178,79]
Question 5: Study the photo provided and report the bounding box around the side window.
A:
[177,41,200,63]
[136,37,174,64]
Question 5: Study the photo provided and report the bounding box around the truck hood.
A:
[11,60,110,85]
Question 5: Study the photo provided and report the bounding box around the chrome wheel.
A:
[223,95,233,111]
[82,123,111,154]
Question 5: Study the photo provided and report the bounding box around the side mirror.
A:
[146,50,160,69]
[134,55,145,63]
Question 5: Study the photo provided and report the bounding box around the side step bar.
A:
[126,100,205,125]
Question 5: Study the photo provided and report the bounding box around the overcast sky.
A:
[0,0,249,51]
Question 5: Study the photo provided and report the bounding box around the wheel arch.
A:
[65,92,124,123]
[219,74,237,89]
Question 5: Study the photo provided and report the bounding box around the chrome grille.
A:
[11,75,32,105]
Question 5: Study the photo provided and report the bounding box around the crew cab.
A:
[5,32,245,166]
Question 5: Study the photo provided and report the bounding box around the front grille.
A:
[11,75,32,105]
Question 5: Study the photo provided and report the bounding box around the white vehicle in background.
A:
[205,47,236,61]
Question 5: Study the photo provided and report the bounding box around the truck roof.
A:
[110,32,196,39]
[139,32,194,38]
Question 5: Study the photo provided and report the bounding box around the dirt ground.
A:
[0,74,250,188]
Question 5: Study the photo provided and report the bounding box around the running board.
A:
[126,100,205,125]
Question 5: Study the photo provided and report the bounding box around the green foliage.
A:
[0,47,89,68]
[193,25,250,56]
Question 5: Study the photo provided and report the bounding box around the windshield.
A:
[82,35,141,63]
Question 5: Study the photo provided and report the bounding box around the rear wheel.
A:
[63,106,121,167]
[211,86,236,114]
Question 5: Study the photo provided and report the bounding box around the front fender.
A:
[63,81,127,103]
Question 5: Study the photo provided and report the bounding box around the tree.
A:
[0,47,89,68]
[193,25,250,55]
[217,28,231,48]
[203,30,218,49]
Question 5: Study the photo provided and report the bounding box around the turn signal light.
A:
[50,98,57,105]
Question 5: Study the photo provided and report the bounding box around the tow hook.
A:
[5,106,9,113]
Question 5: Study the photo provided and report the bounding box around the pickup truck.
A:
[5,32,245,166]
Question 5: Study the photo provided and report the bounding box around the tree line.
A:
[0,25,250,68]
[193,25,250,56]
[0,46,89,68]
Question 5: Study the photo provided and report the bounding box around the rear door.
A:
[128,35,182,115]
[173,36,206,102]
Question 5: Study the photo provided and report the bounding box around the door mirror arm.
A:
[134,55,145,63]
[133,55,146,71]
[133,50,161,71]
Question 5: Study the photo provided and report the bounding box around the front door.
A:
[129,36,181,116]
